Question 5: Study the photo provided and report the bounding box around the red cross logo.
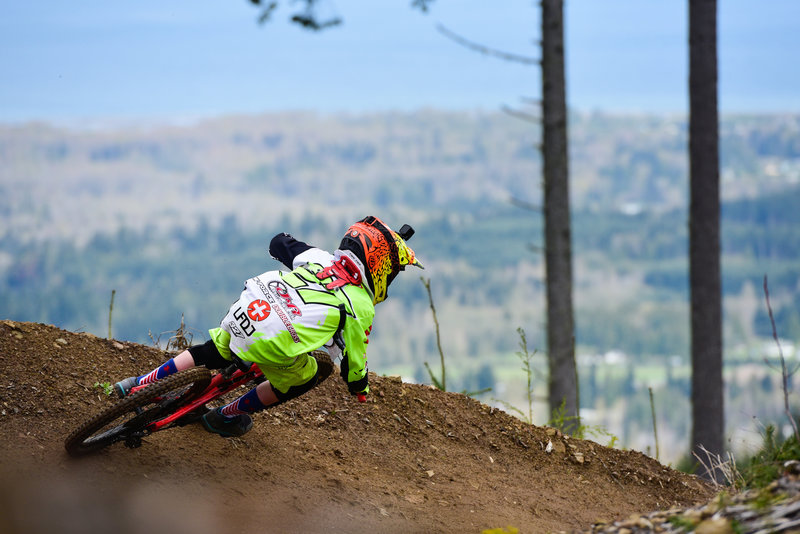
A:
[247,299,271,321]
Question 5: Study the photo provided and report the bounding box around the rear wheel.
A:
[309,350,334,384]
[64,367,212,457]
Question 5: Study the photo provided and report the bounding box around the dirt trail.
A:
[0,320,713,533]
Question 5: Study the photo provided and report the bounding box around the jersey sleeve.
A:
[292,248,335,270]
[338,304,374,395]
[269,233,313,269]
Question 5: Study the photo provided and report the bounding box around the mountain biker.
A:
[114,216,422,438]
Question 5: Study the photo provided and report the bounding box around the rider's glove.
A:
[346,379,369,397]
[340,357,369,397]
[347,380,369,395]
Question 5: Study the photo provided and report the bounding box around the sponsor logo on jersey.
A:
[253,276,300,343]
[232,306,256,336]
[247,299,271,321]
[268,280,302,317]
[227,320,245,339]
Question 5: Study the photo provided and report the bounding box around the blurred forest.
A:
[2,109,799,460]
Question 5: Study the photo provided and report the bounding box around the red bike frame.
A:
[131,363,264,432]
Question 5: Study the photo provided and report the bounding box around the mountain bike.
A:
[64,351,333,457]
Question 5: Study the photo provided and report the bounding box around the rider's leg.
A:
[137,350,195,385]
[114,340,226,397]
[256,380,280,405]
[219,381,278,417]
[200,381,276,438]
[141,339,231,382]
[202,353,333,437]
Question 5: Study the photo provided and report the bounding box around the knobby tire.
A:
[64,367,212,457]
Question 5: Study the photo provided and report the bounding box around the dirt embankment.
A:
[0,320,713,533]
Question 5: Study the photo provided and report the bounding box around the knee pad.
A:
[188,340,229,370]
[273,354,333,403]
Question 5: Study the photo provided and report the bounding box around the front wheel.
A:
[64,367,212,457]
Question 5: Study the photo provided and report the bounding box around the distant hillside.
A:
[2,110,799,244]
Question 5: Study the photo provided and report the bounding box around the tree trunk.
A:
[541,0,578,429]
[689,0,724,467]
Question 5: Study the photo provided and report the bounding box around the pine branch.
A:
[436,24,538,65]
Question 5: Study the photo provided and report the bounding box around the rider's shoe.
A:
[114,376,139,398]
[201,408,253,438]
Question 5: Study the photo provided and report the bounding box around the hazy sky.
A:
[2,0,799,122]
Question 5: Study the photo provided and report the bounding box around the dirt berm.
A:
[0,320,713,533]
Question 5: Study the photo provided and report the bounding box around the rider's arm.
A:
[269,233,334,270]
[339,310,374,397]
[269,233,313,269]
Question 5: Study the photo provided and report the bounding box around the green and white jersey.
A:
[210,248,375,391]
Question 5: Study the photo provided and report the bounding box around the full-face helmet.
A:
[339,216,423,304]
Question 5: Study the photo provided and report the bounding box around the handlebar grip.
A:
[357,393,367,403]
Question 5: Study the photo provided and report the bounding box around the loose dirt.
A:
[0,320,714,533]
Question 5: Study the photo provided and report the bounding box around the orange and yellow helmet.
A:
[339,216,423,304]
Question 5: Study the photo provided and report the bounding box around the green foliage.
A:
[93,381,113,396]
[423,362,444,391]
[548,400,619,446]
[419,278,493,398]
[605,433,620,449]
[680,422,800,490]
[515,328,537,424]
[738,425,800,490]
[751,487,784,511]
[461,387,492,397]
[454,362,495,398]
[547,401,580,436]
[666,515,698,530]
[421,277,446,391]
[667,515,698,532]
[492,328,541,424]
